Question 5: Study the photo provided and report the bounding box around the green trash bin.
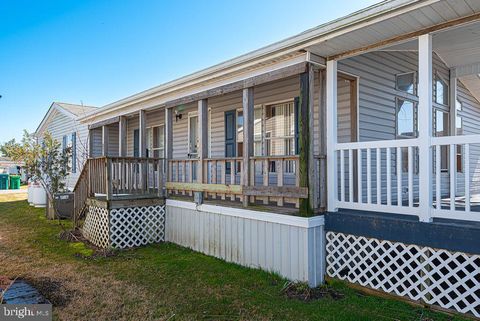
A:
[0,174,9,190]
[9,175,20,190]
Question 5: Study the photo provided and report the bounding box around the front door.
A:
[225,110,236,174]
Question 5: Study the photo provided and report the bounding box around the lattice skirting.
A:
[83,206,110,248]
[326,231,480,317]
[82,204,166,249]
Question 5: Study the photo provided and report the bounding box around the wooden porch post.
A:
[139,110,147,192]
[242,87,254,207]
[198,99,208,183]
[102,125,109,157]
[318,70,327,210]
[326,60,338,212]
[418,34,433,223]
[165,107,173,184]
[299,66,313,215]
[139,110,146,158]
[119,116,127,157]
[307,63,317,211]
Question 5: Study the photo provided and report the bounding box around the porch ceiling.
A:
[382,20,480,102]
[306,0,480,60]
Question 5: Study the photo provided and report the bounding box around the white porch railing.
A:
[333,134,480,222]
[430,134,480,222]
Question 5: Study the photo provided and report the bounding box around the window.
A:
[188,112,198,157]
[456,99,463,173]
[265,102,296,156]
[456,100,463,135]
[264,101,296,173]
[396,72,416,94]
[62,134,73,172]
[433,109,449,137]
[146,125,164,158]
[435,76,449,105]
[236,110,244,157]
[254,107,262,156]
[433,109,449,172]
[396,98,417,138]
[71,133,76,173]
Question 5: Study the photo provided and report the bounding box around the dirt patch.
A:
[59,229,117,259]
[26,277,76,307]
[282,281,345,301]
[0,276,13,290]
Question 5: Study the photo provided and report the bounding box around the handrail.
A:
[110,156,165,161]
[431,134,480,145]
[249,155,299,160]
[203,157,243,161]
[336,138,420,150]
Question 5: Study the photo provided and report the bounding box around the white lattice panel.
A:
[83,206,110,248]
[110,205,165,249]
[326,231,480,317]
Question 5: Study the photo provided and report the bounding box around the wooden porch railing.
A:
[108,157,164,197]
[166,157,244,200]
[73,157,165,225]
[73,159,91,226]
[247,155,305,207]
[166,155,307,207]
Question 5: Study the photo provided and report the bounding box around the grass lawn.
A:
[0,193,469,321]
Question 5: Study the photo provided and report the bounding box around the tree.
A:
[0,138,21,158]
[8,130,71,196]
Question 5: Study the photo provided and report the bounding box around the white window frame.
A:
[263,100,296,156]
[395,97,417,139]
[434,73,449,107]
[187,111,199,158]
[146,124,165,158]
[208,108,212,158]
[395,71,417,95]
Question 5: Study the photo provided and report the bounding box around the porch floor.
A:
[168,194,324,216]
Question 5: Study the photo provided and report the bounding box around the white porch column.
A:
[102,125,109,157]
[326,60,338,212]
[450,71,458,180]
[418,34,433,223]
[119,116,127,157]
[139,110,146,158]
[198,99,208,183]
[449,74,457,136]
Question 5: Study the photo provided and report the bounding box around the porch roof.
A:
[80,0,480,123]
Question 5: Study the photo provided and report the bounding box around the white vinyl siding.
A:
[37,109,90,190]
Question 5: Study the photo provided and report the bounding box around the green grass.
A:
[0,194,470,321]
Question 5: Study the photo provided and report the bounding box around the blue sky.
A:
[0,0,380,143]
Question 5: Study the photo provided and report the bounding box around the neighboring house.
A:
[68,0,480,318]
[35,102,97,190]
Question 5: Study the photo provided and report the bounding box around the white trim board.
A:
[165,199,325,228]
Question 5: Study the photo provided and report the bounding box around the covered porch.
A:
[323,18,480,224]
[86,58,326,214]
